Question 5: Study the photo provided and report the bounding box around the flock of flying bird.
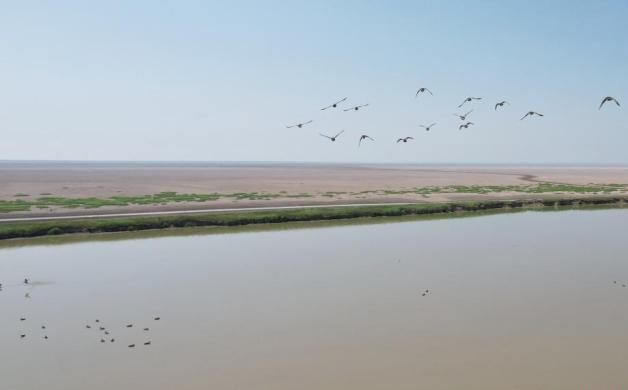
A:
[286,89,621,145]
[2,278,161,348]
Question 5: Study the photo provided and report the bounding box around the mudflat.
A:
[2,162,628,218]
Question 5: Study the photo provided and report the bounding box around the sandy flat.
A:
[2,162,628,218]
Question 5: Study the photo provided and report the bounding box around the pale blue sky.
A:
[1,1,626,163]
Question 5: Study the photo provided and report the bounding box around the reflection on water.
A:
[1,209,628,390]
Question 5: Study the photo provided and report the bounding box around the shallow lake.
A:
[1,209,628,390]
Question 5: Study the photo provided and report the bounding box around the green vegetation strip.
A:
[0,197,626,241]
[3,183,628,214]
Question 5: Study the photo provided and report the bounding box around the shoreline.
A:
[1,196,626,241]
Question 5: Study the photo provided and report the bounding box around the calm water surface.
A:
[1,210,628,390]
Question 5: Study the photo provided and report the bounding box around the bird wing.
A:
[465,109,473,116]
[358,137,363,146]
[396,138,403,143]
[319,133,332,139]
[286,124,296,128]
[343,107,354,112]
[303,120,313,125]
[429,123,436,128]
[458,100,467,108]
[426,89,433,95]
[535,112,544,117]
[334,130,345,138]
[520,113,529,120]
[415,89,421,97]
[407,137,414,140]
[494,103,499,110]
[358,104,369,109]
[321,104,333,111]
[616,98,621,107]
[335,97,348,105]
[367,136,374,140]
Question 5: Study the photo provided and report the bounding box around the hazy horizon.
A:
[2,1,626,163]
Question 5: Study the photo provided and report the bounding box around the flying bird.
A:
[343,104,369,112]
[415,87,433,97]
[397,137,414,143]
[320,130,345,142]
[420,123,437,131]
[154,317,161,321]
[599,96,621,110]
[495,100,510,110]
[286,120,313,129]
[520,111,544,120]
[358,134,374,146]
[321,97,347,110]
[453,110,473,121]
[459,121,474,130]
[458,97,482,108]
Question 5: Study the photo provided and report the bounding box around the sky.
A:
[1,0,627,163]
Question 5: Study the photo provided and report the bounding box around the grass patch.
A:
[2,183,628,214]
[0,196,626,241]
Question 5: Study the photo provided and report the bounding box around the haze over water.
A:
[1,209,628,389]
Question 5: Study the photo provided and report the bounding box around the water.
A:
[1,209,628,390]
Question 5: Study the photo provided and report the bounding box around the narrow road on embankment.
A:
[0,202,423,223]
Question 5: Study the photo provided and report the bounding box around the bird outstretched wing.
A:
[333,130,345,138]
[321,97,347,110]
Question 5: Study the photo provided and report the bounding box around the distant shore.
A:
[3,162,628,220]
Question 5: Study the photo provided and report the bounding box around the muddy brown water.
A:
[1,209,628,389]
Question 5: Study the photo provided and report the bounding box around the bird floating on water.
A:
[599,96,620,110]
[321,97,347,111]
[320,130,344,142]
